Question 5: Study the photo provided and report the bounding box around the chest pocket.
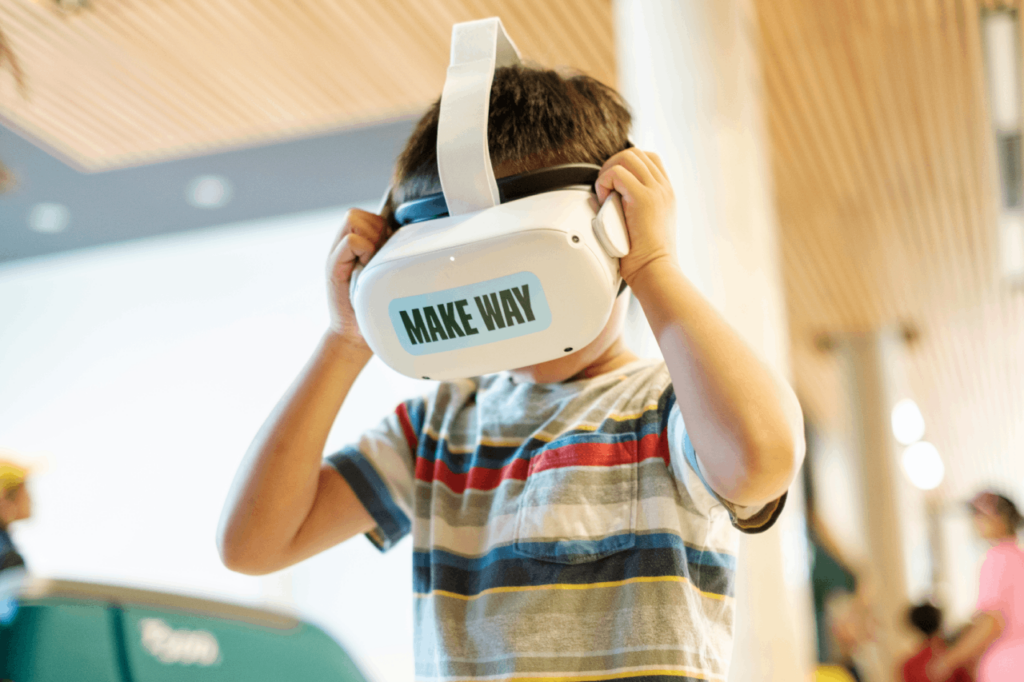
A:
[512,442,638,564]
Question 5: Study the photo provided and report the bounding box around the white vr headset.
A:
[350,17,630,381]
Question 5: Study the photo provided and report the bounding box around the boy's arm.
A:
[597,150,805,508]
[632,262,804,506]
[217,333,375,575]
[217,209,387,575]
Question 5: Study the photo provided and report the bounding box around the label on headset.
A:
[389,271,552,355]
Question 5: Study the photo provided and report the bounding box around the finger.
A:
[640,150,669,185]
[595,165,645,206]
[622,148,667,188]
[330,209,387,253]
[599,148,656,188]
[328,233,377,281]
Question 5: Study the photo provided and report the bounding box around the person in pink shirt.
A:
[928,491,1024,681]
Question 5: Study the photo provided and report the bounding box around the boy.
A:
[218,64,805,680]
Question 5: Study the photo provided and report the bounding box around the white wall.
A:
[0,207,424,682]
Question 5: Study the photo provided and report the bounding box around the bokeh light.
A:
[901,441,945,491]
[891,398,926,446]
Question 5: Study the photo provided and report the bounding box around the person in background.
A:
[825,590,873,682]
[0,461,31,572]
[902,603,971,682]
[928,491,1024,681]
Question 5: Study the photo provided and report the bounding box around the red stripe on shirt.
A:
[416,456,531,493]
[396,402,419,453]
[415,431,671,493]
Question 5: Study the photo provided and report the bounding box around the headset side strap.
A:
[436,17,521,216]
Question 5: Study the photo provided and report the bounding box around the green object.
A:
[810,540,857,663]
[0,577,369,682]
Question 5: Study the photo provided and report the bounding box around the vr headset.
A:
[350,17,630,381]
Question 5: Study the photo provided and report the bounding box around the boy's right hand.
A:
[325,208,390,352]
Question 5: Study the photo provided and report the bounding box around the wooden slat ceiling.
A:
[0,0,1020,503]
[0,0,615,171]
[756,0,1024,501]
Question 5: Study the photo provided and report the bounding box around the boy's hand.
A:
[325,208,390,352]
[595,148,677,285]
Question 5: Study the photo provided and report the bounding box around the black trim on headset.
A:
[393,154,632,296]
[393,164,601,226]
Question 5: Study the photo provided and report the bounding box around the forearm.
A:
[629,259,804,506]
[941,613,1003,670]
[217,330,373,570]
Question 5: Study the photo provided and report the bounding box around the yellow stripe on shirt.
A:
[422,668,714,682]
[414,574,729,603]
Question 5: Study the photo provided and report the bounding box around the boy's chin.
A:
[507,355,585,385]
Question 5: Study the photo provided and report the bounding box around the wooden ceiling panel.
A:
[757,0,1024,500]
[0,0,615,171]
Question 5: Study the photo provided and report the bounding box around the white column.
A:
[614,1,815,680]
[833,330,931,673]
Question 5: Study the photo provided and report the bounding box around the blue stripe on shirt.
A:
[327,447,411,551]
[415,532,736,571]
[413,536,736,598]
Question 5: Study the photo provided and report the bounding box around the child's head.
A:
[907,603,942,639]
[387,65,637,383]
[0,460,31,528]
[386,64,632,225]
[969,490,1023,541]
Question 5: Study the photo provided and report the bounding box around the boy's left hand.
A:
[595,148,677,285]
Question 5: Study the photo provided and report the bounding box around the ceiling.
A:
[755,0,1024,502]
[0,0,1021,503]
[0,116,415,262]
[0,0,615,171]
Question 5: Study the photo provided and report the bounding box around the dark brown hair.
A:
[994,493,1023,531]
[971,491,1024,533]
[385,64,632,228]
[907,603,942,637]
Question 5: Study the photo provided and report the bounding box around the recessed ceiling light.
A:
[891,398,926,445]
[900,441,945,491]
[28,202,70,233]
[186,175,232,209]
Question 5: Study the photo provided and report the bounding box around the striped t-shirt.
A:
[327,359,785,682]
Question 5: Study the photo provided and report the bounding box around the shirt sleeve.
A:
[664,385,786,534]
[976,545,1011,614]
[325,395,428,552]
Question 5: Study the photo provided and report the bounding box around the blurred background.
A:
[1,0,1023,680]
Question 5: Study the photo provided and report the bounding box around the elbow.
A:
[216,525,279,576]
[218,545,263,576]
[757,390,806,499]
[718,419,806,508]
[218,544,277,576]
[734,379,806,506]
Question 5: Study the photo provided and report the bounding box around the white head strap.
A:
[436,18,522,216]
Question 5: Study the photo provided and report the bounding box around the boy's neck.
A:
[568,337,640,381]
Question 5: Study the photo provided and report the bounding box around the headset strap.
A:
[436,17,521,216]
